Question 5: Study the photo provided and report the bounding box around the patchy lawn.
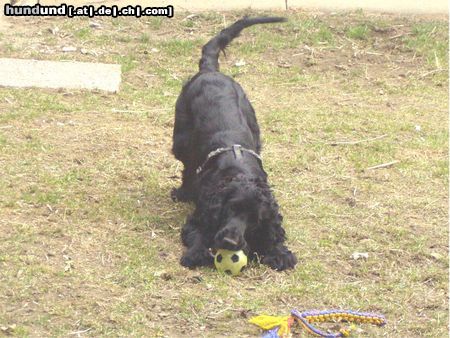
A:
[0,9,448,337]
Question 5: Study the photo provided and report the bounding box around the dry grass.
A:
[0,10,448,337]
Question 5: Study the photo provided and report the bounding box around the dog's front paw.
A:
[214,227,246,251]
[180,249,214,268]
[261,246,297,271]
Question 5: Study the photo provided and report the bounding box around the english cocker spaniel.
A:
[171,17,297,271]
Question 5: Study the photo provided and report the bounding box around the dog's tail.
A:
[199,16,287,72]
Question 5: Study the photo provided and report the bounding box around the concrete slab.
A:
[0,58,121,92]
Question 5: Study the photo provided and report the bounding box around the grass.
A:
[0,9,448,337]
[404,21,448,67]
[346,24,370,40]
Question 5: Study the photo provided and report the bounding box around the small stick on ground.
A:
[365,51,383,56]
[419,68,446,78]
[366,160,399,170]
[389,33,408,40]
[182,14,198,21]
[329,134,388,146]
[112,108,170,113]
[68,328,92,336]
[434,51,441,68]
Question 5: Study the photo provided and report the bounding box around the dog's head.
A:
[195,174,284,251]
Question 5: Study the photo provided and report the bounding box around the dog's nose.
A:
[214,231,245,251]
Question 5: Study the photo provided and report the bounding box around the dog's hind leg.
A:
[171,164,198,202]
[172,106,191,163]
[237,85,262,153]
[171,97,198,202]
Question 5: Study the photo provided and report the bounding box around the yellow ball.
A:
[214,249,247,276]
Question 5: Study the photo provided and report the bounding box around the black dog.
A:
[171,17,297,271]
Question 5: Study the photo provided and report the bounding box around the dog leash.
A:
[196,144,262,174]
[250,309,387,337]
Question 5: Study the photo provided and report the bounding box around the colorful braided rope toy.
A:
[249,309,386,337]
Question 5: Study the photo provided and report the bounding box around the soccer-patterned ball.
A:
[214,249,248,276]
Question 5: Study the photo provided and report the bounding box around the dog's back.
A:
[173,17,286,163]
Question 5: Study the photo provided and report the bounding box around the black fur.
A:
[171,17,297,271]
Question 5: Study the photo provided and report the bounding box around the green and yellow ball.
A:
[214,249,247,276]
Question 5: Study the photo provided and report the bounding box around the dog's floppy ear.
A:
[257,187,284,232]
[258,206,287,246]
[258,202,282,226]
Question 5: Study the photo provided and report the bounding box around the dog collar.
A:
[196,144,262,175]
